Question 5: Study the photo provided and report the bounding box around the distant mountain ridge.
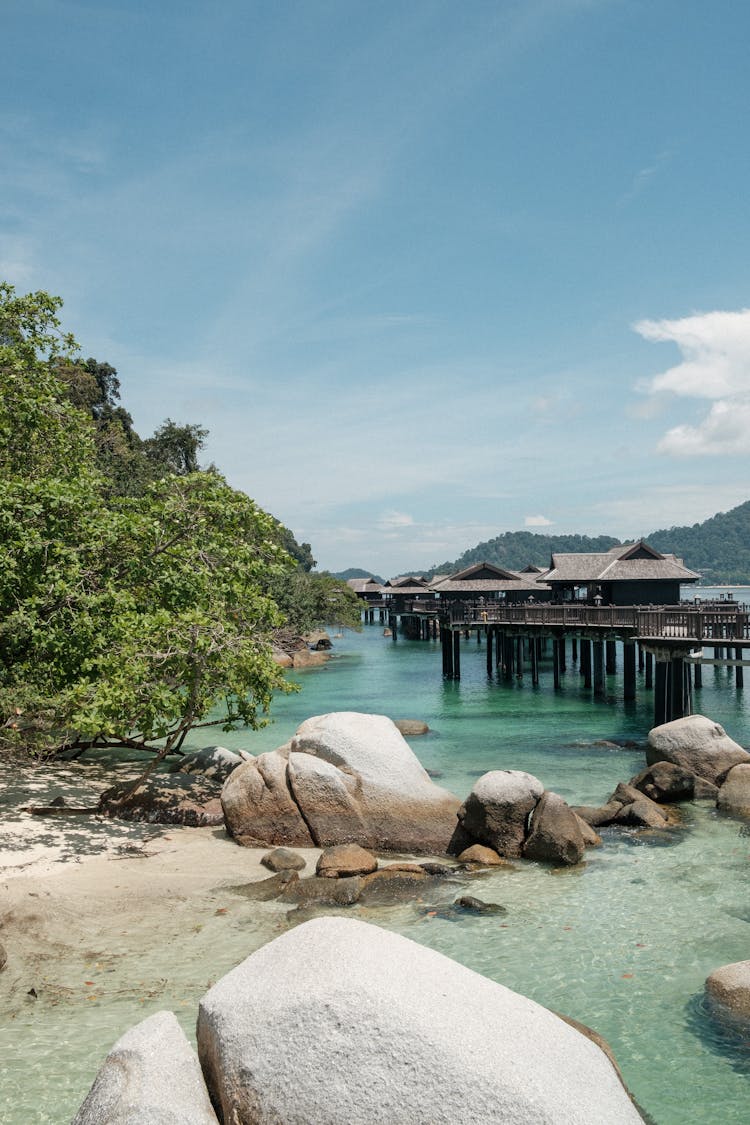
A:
[332,567,385,584]
[419,500,750,585]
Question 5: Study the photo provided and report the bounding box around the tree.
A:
[0,284,296,774]
[144,418,208,476]
[268,569,362,635]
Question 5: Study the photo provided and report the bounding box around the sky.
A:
[3,0,750,577]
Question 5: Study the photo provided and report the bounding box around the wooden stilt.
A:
[606,639,617,674]
[623,642,636,701]
[654,661,667,724]
[593,641,605,697]
[571,637,578,663]
[453,631,461,680]
[645,651,653,690]
[486,625,494,677]
[553,639,561,689]
[670,657,686,719]
[736,646,744,689]
[580,638,592,688]
[531,637,539,684]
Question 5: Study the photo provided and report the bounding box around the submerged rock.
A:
[393,719,430,736]
[196,916,645,1124]
[452,895,508,915]
[457,844,513,867]
[73,1010,218,1124]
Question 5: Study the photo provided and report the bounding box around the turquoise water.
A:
[3,590,750,1123]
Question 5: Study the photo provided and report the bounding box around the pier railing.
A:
[405,601,750,642]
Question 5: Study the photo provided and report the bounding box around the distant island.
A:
[336,500,750,586]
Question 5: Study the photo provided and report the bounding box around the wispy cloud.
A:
[377,510,415,530]
[525,514,552,527]
[618,147,675,206]
[635,308,750,455]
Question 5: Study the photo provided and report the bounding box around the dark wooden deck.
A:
[400,600,750,646]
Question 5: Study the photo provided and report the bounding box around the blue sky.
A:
[4,0,750,576]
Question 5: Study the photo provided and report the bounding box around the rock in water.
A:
[197,917,644,1124]
[260,847,307,872]
[717,763,750,817]
[455,770,544,858]
[646,715,750,785]
[523,791,586,866]
[316,843,378,878]
[705,960,750,1032]
[72,1009,218,1124]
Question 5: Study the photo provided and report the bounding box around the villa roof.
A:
[544,541,701,584]
[346,577,382,594]
[431,561,544,594]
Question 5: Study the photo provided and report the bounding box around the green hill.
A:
[648,500,750,585]
[332,567,385,584]
[426,532,621,579]
[419,500,750,585]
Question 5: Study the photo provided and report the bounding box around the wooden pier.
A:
[382,600,750,726]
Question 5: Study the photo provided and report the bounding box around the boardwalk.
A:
[387,599,750,725]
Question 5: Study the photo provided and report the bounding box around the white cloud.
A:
[657,396,750,456]
[525,514,552,526]
[635,308,750,457]
[377,509,415,530]
[635,309,750,399]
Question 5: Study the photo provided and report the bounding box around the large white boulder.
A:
[222,747,314,847]
[646,715,750,785]
[197,917,643,1124]
[223,713,460,853]
[73,1009,218,1124]
[456,769,544,857]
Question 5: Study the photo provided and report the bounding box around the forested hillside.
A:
[426,532,621,578]
[419,502,750,585]
[648,501,750,585]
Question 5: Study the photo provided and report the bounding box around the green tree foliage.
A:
[143,418,209,476]
[0,284,294,763]
[269,570,362,635]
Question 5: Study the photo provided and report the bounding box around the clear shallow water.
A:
[2,591,750,1123]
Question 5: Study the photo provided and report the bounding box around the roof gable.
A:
[617,541,665,562]
[450,561,522,582]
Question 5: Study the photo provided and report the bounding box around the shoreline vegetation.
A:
[0,283,360,781]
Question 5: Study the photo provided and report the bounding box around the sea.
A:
[2,587,749,1123]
